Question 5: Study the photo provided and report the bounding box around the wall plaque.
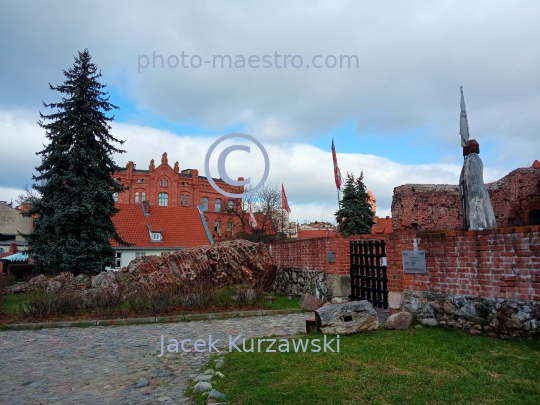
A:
[402,251,427,273]
[327,251,335,263]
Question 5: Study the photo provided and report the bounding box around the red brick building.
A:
[112,152,246,241]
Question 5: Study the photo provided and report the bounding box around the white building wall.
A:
[107,248,182,271]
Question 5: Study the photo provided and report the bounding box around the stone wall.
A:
[272,268,327,300]
[392,167,540,231]
[402,290,540,340]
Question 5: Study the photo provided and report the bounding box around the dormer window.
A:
[151,232,162,242]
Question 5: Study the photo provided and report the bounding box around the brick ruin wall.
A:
[391,167,540,231]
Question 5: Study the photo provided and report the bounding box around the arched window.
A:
[185,195,189,207]
[202,197,208,211]
[214,221,221,236]
[180,194,184,206]
[141,179,145,184]
[135,192,140,204]
[137,179,140,183]
[227,222,233,234]
[160,178,168,187]
[215,198,221,212]
[158,193,168,206]
[141,192,146,201]
[228,200,233,212]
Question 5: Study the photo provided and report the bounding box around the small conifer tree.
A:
[335,171,375,236]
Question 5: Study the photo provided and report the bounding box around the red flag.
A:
[281,184,291,213]
[332,139,342,190]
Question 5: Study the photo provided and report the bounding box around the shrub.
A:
[17,290,52,319]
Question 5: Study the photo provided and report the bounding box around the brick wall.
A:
[269,226,540,302]
[392,167,540,231]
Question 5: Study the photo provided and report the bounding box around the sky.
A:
[1,0,539,224]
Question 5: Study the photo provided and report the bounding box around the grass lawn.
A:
[199,327,540,405]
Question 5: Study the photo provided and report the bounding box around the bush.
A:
[17,290,52,319]
[86,288,123,316]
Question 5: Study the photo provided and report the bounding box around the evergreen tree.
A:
[335,171,374,236]
[22,49,130,275]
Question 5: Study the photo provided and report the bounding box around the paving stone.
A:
[0,313,310,403]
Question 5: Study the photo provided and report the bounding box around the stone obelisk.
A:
[458,87,497,231]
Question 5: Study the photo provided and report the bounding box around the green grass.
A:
[197,328,540,405]
[264,294,303,311]
[1,292,29,314]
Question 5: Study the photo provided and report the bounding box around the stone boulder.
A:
[315,300,379,335]
[299,293,324,311]
[385,312,414,330]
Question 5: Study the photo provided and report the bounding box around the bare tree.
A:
[16,184,42,206]
[229,184,290,243]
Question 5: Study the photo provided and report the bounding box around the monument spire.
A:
[460,86,470,148]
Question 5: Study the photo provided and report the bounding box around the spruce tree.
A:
[22,49,130,276]
[335,171,375,236]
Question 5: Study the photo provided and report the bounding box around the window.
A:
[530,209,540,226]
[215,198,221,212]
[135,192,139,204]
[185,195,189,207]
[141,179,145,184]
[151,232,162,241]
[137,179,140,183]
[202,197,208,211]
[228,200,233,212]
[160,178,168,187]
[141,192,146,201]
[180,194,184,206]
[158,193,168,206]
[227,222,233,233]
[135,252,146,258]
[114,252,122,268]
[214,221,221,236]
[113,192,118,203]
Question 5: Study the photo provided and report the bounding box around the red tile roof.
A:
[371,217,393,234]
[111,204,210,248]
[298,228,334,239]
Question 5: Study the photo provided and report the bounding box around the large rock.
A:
[126,240,275,291]
[299,293,324,311]
[315,300,378,334]
[385,312,414,330]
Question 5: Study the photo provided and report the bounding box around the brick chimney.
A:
[141,200,150,216]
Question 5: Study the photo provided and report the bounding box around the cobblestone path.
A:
[0,313,310,405]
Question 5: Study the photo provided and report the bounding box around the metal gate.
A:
[350,240,388,308]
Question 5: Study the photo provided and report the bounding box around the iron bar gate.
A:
[350,240,388,308]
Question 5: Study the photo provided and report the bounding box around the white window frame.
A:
[114,252,122,268]
[151,232,162,241]
[135,252,146,258]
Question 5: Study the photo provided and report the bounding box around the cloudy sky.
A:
[1,0,539,223]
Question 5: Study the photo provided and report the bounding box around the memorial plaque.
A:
[402,251,427,273]
[327,251,335,263]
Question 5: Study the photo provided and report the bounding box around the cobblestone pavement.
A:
[0,313,310,405]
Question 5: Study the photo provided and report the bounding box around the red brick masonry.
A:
[269,226,540,302]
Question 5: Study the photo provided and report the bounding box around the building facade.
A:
[112,152,245,241]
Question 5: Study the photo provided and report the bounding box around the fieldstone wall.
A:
[402,290,540,340]
[272,268,327,300]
